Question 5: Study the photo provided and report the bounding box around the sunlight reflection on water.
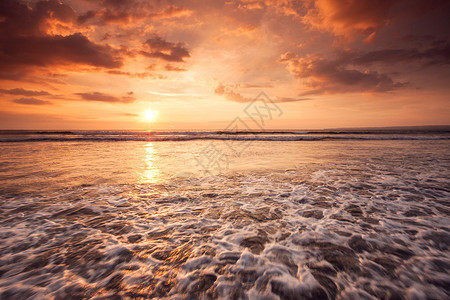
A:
[140,142,161,184]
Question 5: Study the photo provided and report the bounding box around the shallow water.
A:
[0,140,449,299]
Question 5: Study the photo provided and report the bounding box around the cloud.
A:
[279,41,450,95]
[13,97,52,105]
[303,0,398,38]
[214,82,253,103]
[106,70,155,78]
[164,64,187,72]
[230,83,274,89]
[141,35,190,62]
[0,33,122,72]
[122,113,139,117]
[349,43,450,66]
[0,0,123,78]
[0,0,77,37]
[78,1,191,25]
[215,81,309,103]
[303,0,448,40]
[280,52,406,95]
[273,97,311,103]
[0,88,51,96]
[75,92,136,103]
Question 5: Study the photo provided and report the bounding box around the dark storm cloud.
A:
[141,35,190,62]
[13,97,52,105]
[75,92,136,103]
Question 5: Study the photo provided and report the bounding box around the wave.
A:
[1,134,449,142]
[1,127,450,136]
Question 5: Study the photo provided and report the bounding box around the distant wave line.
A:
[1,130,449,136]
[1,135,449,142]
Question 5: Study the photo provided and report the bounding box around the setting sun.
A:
[144,109,158,122]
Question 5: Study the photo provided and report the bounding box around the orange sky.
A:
[0,0,449,130]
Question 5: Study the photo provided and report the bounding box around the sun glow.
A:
[144,109,158,122]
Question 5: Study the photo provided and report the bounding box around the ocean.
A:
[0,128,449,299]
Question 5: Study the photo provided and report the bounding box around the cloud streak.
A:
[0,88,51,96]
[215,82,310,103]
[75,92,136,103]
[13,97,52,105]
[164,64,188,72]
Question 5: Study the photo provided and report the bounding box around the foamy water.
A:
[0,138,449,299]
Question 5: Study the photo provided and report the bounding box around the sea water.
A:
[0,129,449,299]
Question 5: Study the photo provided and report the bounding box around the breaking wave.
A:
[1,128,449,142]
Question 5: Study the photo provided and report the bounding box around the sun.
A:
[144,109,158,122]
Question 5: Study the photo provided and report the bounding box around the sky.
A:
[0,0,449,130]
